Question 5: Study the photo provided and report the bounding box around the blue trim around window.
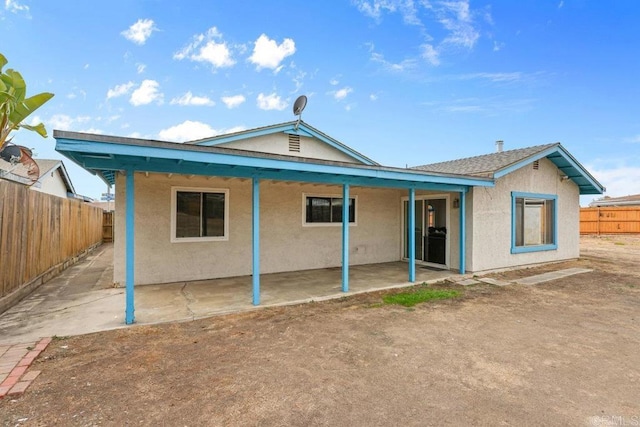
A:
[511,191,558,254]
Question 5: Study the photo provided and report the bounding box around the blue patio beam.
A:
[252,177,260,305]
[408,188,416,282]
[59,155,479,193]
[125,169,135,324]
[459,190,467,275]
[342,184,349,292]
[54,138,494,189]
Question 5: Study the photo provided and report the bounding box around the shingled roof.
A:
[412,143,558,177]
[412,142,604,195]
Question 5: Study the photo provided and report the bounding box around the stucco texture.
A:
[468,158,580,272]
[216,134,360,163]
[114,173,404,285]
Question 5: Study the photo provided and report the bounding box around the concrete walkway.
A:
[0,244,455,345]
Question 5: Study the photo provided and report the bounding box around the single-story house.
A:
[54,121,604,324]
[0,157,80,199]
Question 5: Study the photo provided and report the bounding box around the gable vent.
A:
[533,160,539,170]
[288,134,301,152]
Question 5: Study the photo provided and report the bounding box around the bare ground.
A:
[1,236,639,426]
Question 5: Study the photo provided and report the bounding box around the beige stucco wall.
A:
[468,158,580,272]
[114,173,403,285]
[32,169,68,198]
[216,134,361,163]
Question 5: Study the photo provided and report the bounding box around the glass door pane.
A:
[425,198,447,265]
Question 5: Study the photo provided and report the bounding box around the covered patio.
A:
[54,125,493,325]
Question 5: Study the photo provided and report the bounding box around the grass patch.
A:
[382,288,461,307]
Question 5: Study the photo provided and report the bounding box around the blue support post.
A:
[252,177,260,305]
[459,190,466,274]
[408,188,416,282]
[341,184,350,292]
[125,169,135,324]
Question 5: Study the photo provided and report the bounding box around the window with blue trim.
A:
[512,193,557,252]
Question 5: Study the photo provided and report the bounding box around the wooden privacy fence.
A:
[580,207,640,235]
[0,180,104,301]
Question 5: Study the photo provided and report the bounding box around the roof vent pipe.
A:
[495,140,504,153]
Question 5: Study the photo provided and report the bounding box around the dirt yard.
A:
[1,236,639,426]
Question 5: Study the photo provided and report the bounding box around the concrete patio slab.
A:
[514,268,593,285]
[0,244,457,345]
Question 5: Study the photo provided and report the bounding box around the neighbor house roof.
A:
[0,158,76,194]
[188,121,379,166]
[413,143,604,195]
[589,194,640,207]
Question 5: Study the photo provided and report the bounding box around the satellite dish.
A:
[293,95,307,116]
[293,95,307,130]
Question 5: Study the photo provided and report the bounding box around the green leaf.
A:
[0,53,6,72]
[19,122,48,138]
[5,69,26,102]
[8,92,54,125]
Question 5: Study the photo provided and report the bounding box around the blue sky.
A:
[2,0,639,205]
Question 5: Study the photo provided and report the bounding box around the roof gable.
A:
[413,143,604,195]
[188,121,378,166]
[0,158,76,194]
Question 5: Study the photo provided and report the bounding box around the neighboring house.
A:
[589,194,640,207]
[54,121,604,324]
[0,158,78,199]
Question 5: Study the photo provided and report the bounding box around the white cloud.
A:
[256,93,287,111]
[121,19,157,45]
[587,165,640,199]
[174,27,235,68]
[357,0,483,69]
[158,120,216,142]
[558,1,564,8]
[249,34,296,71]
[221,94,246,109]
[353,0,397,21]
[46,114,91,131]
[136,63,146,74]
[370,93,378,101]
[67,93,77,99]
[436,1,479,49]
[333,87,353,101]
[5,0,29,16]
[170,91,215,106]
[84,64,90,70]
[369,46,417,72]
[456,72,524,83]
[421,44,440,66]
[330,78,339,86]
[130,80,163,106]
[624,134,640,144]
[106,81,135,99]
[77,127,103,134]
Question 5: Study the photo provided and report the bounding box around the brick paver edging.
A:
[0,337,51,398]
